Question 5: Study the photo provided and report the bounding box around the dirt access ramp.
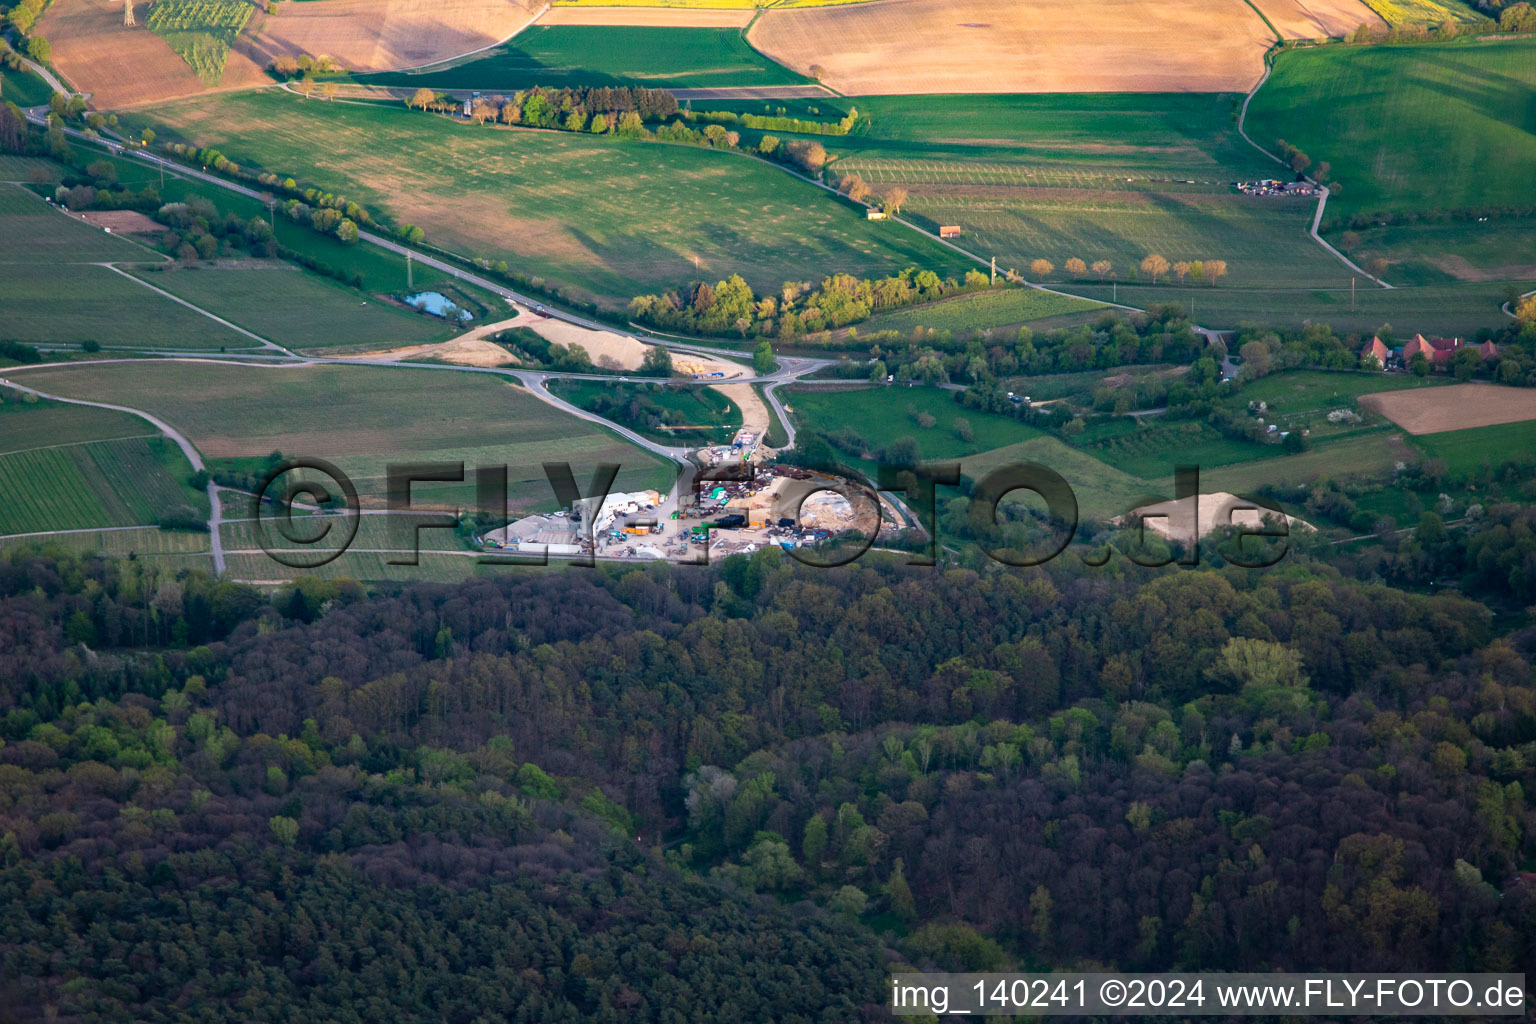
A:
[1360,383,1536,435]
[240,0,542,73]
[39,0,269,109]
[747,0,1374,95]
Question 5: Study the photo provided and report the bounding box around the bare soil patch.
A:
[539,6,754,25]
[1121,491,1313,542]
[1360,383,1536,435]
[78,209,165,233]
[1428,254,1536,283]
[1252,0,1382,38]
[241,0,541,73]
[750,0,1283,94]
[39,0,268,109]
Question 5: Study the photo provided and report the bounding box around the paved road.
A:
[1235,52,1389,289]
[0,376,227,573]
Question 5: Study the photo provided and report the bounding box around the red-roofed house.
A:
[1402,333,1464,368]
[1479,340,1500,360]
[1360,336,1390,369]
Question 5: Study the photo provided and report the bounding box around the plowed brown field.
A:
[747,0,1377,94]
[1359,383,1536,435]
[240,0,542,72]
[38,0,268,109]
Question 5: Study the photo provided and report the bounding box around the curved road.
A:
[0,376,227,573]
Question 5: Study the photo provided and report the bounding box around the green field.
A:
[1237,368,1447,409]
[129,90,973,309]
[1334,220,1536,286]
[0,185,154,264]
[786,383,1044,462]
[128,265,458,352]
[841,94,1268,170]
[149,176,492,306]
[863,287,1105,334]
[957,435,1155,524]
[1065,280,1519,333]
[1411,419,1536,476]
[221,549,488,584]
[9,360,676,511]
[146,0,254,84]
[1246,39,1536,216]
[1,263,260,349]
[822,93,1373,319]
[363,26,809,91]
[549,379,743,445]
[0,396,208,535]
[0,65,55,107]
[0,527,210,559]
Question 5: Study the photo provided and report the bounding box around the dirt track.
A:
[1359,383,1536,435]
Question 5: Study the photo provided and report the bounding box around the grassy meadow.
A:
[127,265,459,353]
[0,185,153,264]
[549,379,743,445]
[1246,39,1536,216]
[8,360,676,512]
[0,65,55,107]
[130,90,971,310]
[864,288,1106,334]
[362,26,811,91]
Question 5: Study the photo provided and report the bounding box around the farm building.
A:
[939,225,962,238]
[1360,336,1390,369]
[1403,333,1467,368]
[866,209,887,220]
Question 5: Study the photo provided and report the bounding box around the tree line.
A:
[629,267,999,340]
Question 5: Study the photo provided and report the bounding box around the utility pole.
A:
[406,251,413,290]
[1351,276,1356,310]
[990,255,996,284]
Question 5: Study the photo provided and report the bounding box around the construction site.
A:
[480,463,901,563]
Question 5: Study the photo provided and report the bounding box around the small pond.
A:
[405,292,474,322]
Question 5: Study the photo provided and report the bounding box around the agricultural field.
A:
[1,263,260,349]
[539,7,756,25]
[956,434,1153,524]
[361,26,811,91]
[0,527,210,561]
[0,155,62,182]
[240,0,543,73]
[821,92,1381,326]
[863,288,1106,334]
[785,383,1045,461]
[0,395,207,536]
[133,89,972,308]
[1338,221,1536,286]
[150,176,502,308]
[1238,368,1446,410]
[221,549,487,584]
[37,0,268,109]
[1359,382,1536,434]
[0,184,155,264]
[746,0,1366,94]
[127,265,459,352]
[549,379,743,445]
[1251,0,1386,37]
[8,360,677,512]
[0,65,55,107]
[1346,0,1486,27]
[1063,279,1520,333]
[1199,430,1416,493]
[1411,419,1536,476]
[1245,39,1536,216]
[145,0,253,84]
